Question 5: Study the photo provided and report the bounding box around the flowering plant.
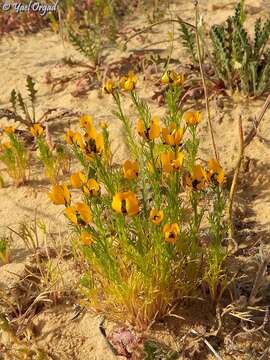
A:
[0,127,29,186]
[49,72,228,328]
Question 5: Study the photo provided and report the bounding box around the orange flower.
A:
[103,79,116,94]
[183,111,201,126]
[207,159,225,185]
[171,152,185,170]
[65,202,92,225]
[80,115,93,130]
[149,209,164,225]
[80,231,94,245]
[161,70,186,86]
[48,184,71,205]
[185,164,207,190]
[83,179,101,196]
[112,191,139,216]
[73,133,85,150]
[65,206,77,224]
[70,172,87,188]
[4,126,15,134]
[120,71,137,91]
[30,123,44,138]
[162,123,184,146]
[100,120,109,129]
[123,160,139,180]
[0,141,11,150]
[159,151,174,173]
[64,130,76,145]
[84,123,98,141]
[163,223,180,243]
[158,151,185,173]
[85,133,104,156]
[136,116,160,140]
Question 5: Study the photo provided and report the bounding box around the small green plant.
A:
[66,0,123,67]
[0,236,10,264]
[179,21,197,64]
[0,127,29,185]
[180,1,270,96]
[68,28,102,67]
[9,75,38,127]
[30,123,70,184]
[210,1,270,96]
[9,216,42,251]
[144,340,178,360]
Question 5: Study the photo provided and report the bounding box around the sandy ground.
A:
[0,0,270,359]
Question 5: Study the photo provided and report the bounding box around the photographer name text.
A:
[1,1,59,16]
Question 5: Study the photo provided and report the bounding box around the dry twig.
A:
[227,94,270,241]
[194,1,219,161]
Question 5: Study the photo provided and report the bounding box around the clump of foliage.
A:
[179,21,197,64]
[180,1,270,96]
[0,127,29,186]
[210,1,270,95]
[30,123,70,184]
[6,75,38,128]
[48,71,229,329]
[0,76,72,184]
[50,0,127,66]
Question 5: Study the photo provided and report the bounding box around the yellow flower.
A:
[103,79,116,94]
[65,202,92,225]
[64,130,75,145]
[161,70,186,86]
[120,71,137,91]
[158,151,184,173]
[207,159,225,185]
[163,223,180,243]
[162,123,184,146]
[149,209,164,225]
[0,141,11,150]
[161,71,170,84]
[73,132,85,150]
[82,121,104,156]
[70,172,87,188]
[80,231,94,246]
[76,202,92,224]
[30,123,44,138]
[123,160,139,180]
[48,184,71,205]
[172,72,186,87]
[4,126,15,134]
[96,133,105,153]
[80,115,93,130]
[183,111,202,126]
[85,133,104,156]
[136,116,160,140]
[83,179,101,196]
[112,191,139,216]
[84,124,98,142]
[159,151,174,173]
[100,120,109,129]
[171,152,185,170]
[185,164,207,190]
[65,206,77,224]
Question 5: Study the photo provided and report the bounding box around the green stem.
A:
[113,92,139,159]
